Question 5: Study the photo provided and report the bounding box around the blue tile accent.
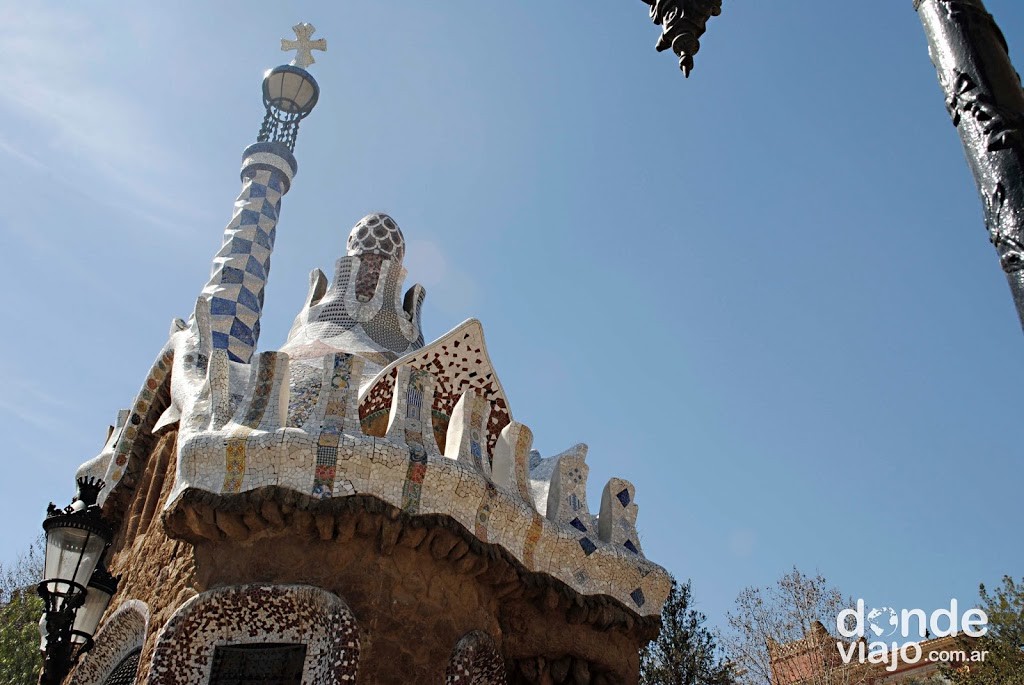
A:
[579,537,597,556]
[253,227,273,250]
[201,152,294,364]
[245,255,266,279]
[210,297,237,316]
[239,209,261,224]
[616,488,631,507]
[229,319,254,345]
[630,588,646,607]
[569,517,587,533]
[229,236,253,253]
[221,266,245,284]
[236,286,260,314]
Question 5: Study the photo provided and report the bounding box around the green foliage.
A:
[0,591,42,685]
[640,577,736,685]
[0,538,43,685]
[944,575,1024,685]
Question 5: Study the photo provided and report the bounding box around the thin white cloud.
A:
[0,374,76,434]
[0,5,208,232]
[0,136,46,172]
[2,218,122,296]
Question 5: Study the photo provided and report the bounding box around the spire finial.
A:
[281,22,327,69]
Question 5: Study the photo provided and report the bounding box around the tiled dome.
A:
[346,213,405,262]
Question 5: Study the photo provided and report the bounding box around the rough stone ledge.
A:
[162,487,661,641]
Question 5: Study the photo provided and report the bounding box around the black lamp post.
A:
[38,477,117,685]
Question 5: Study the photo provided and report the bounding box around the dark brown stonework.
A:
[95,432,199,684]
[77,429,656,684]
[354,253,385,303]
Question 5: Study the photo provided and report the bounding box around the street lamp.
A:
[38,477,117,685]
[70,564,119,651]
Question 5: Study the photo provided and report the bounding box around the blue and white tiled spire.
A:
[199,23,325,363]
[201,144,295,362]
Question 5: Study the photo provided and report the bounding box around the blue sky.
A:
[2,1,1022,634]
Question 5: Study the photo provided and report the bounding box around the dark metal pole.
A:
[916,0,1024,330]
[37,584,82,685]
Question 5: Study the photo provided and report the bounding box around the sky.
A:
[1,1,1022,637]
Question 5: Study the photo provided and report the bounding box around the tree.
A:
[943,575,1024,685]
[720,566,869,685]
[640,576,736,685]
[0,538,43,685]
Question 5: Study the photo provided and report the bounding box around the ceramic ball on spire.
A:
[346,213,406,263]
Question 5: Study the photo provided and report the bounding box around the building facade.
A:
[59,26,670,685]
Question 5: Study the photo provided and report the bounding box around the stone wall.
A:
[87,431,198,683]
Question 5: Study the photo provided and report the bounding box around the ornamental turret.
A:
[200,23,325,363]
[281,212,426,371]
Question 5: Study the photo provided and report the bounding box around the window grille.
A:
[208,643,307,685]
[102,648,141,685]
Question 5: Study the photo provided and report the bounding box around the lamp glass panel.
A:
[71,586,112,643]
[300,80,316,109]
[288,75,315,111]
[44,526,105,594]
[268,72,315,113]
[266,73,289,111]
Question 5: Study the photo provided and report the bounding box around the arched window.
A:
[149,584,358,685]
[101,648,141,685]
[209,643,306,685]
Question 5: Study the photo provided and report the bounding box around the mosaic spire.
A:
[199,25,324,363]
[280,213,426,368]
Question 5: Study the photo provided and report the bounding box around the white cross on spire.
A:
[281,23,327,69]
